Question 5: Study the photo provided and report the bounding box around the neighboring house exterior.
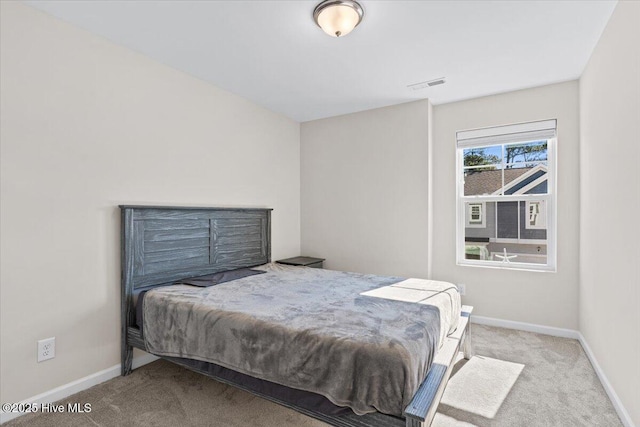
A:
[464,165,548,263]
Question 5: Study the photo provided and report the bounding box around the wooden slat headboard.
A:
[120,206,272,290]
[120,205,272,375]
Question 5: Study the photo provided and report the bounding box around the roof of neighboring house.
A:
[464,167,533,195]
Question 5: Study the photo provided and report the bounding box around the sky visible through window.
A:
[463,140,548,170]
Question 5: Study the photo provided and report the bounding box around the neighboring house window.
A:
[469,204,482,223]
[456,119,556,271]
[466,202,486,227]
[526,200,546,229]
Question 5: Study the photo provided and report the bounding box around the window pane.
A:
[488,244,547,265]
[504,140,547,165]
[463,145,503,196]
[464,167,503,196]
[502,162,548,195]
[463,200,547,265]
[463,146,501,167]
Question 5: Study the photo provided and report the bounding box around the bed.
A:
[121,206,473,427]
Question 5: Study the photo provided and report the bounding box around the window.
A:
[466,202,486,227]
[526,200,546,229]
[469,204,482,223]
[456,119,556,271]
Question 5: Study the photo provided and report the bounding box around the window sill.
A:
[457,260,556,273]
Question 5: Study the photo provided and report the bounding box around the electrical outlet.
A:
[37,337,55,362]
[457,284,466,296]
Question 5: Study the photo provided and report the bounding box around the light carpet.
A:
[4,324,622,426]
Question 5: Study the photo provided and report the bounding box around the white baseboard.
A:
[0,353,159,425]
[470,314,580,339]
[577,333,635,427]
[470,315,635,427]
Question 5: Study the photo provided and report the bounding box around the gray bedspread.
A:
[142,264,452,416]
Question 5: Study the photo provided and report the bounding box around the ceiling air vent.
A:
[407,77,446,91]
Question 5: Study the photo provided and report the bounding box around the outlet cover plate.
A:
[457,284,466,296]
[38,337,55,362]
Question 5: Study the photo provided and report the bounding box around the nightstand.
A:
[276,256,325,269]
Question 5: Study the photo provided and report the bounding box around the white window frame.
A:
[456,119,557,272]
[466,202,486,227]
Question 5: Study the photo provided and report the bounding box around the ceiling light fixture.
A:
[313,0,364,38]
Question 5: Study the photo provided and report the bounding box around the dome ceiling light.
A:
[313,0,364,38]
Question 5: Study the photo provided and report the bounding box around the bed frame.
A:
[120,205,473,427]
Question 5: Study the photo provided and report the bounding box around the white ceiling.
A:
[26,0,617,122]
